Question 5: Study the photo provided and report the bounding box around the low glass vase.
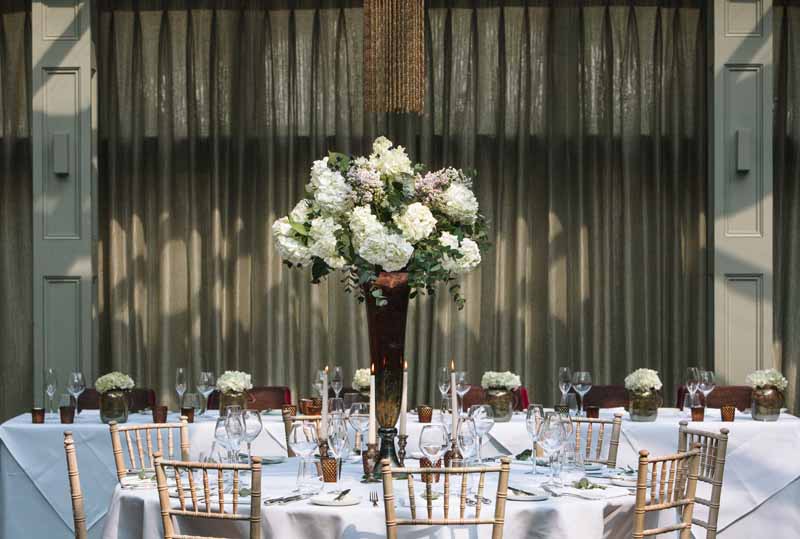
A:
[219,390,248,415]
[628,389,661,422]
[485,388,514,422]
[751,386,783,421]
[100,390,129,424]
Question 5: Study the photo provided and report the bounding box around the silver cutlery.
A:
[509,486,538,497]
[369,490,379,507]
[265,494,303,505]
[334,489,351,501]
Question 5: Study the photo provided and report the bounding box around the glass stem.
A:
[531,441,537,475]
[247,442,252,461]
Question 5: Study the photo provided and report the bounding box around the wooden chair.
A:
[154,452,262,539]
[281,413,321,457]
[109,417,190,481]
[207,386,291,411]
[632,445,702,539]
[380,457,511,539]
[572,412,624,467]
[78,388,156,412]
[63,432,88,539]
[677,421,729,539]
[676,385,751,411]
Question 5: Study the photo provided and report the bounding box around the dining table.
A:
[2,406,800,538]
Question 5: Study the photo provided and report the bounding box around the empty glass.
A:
[457,418,479,461]
[329,398,345,417]
[213,417,232,462]
[699,370,716,405]
[538,413,567,485]
[224,412,245,462]
[419,424,449,464]
[438,366,451,412]
[685,367,701,407]
[572,372,592,416]
[289,422,320,495]
[175,368,187,408]
[313,370,327,398]
[67,372,85,415]
[327,419,349,489]
[558,367,572,404]
[468,404,495,463]
[455,372,470,414]
[331,366,343,398]
[196,371,215,416]
[242,410,263,459]
[347,403,369,450]
[525,405,543,475]
[44,368,57,415]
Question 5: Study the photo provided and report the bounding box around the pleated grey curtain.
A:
[0,1,30,422]
[97,0,708,411]
[775,2,800,413]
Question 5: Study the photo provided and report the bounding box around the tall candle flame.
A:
[325,365,329,373]
[450,359,455,371]
[371,363,375,374]
[404,360,408,370]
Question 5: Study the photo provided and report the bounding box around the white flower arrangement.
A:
[624,368,663,392]
[217,371,253,394]
[480,371,521,390]
[746,368,788,391]
[352,368,371,392]
[271,137,489,309]
[95,372,135,394]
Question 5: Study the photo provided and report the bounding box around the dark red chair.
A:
[207,386,291,411]
[78,388,156,413]
[676,385,752,411]
[573,385,629,409]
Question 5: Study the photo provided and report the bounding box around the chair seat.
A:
[207,386,291,411]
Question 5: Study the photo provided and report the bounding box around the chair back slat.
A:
[677,421,730,539]
[153,453,262,539]
[632,446,701,539]
[109,418,189,481]
[380,458,511,539]
[63,432,88,539]
[572,413,623,467]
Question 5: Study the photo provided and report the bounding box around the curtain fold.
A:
[0,1,30,422]
[97,0,707,410]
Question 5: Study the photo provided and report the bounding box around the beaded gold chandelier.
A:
[363,0,425,114]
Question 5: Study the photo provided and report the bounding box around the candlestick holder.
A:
[362,443,381,482]
[444,439,462,467]
[397,434,408,466]
[318,440,329,459]
[372,427,402,481]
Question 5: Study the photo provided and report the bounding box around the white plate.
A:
[584,463,604,472]
[610,478,639,488]
[310,494,362,507]
[261,456,287,465]
[508,493,549,502]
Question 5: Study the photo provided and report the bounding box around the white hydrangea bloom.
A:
[358,231,413,272]
[624,368,663,392]
[439,183,479,224]
[308,216,346,269]
[349,206,384,251]
[480,371,521,390]
[289,199,312,224]
[352,368,371,391]
[439,232,482,275]
[217,371,253,393]
[393,202,437,243]
[272,217,312,266]
[746,368,788,390]
[372,136,393,155]
[95,372,135,394]
[369,137,413,177]
[307,157,353,215]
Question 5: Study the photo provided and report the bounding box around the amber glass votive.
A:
[691,405,705,422]
[721,405,736,422]
[420,457,442,483]
[554,404,570,415]
[418,405,433,423]
[152,405,168,424]
[60,405,75,424]
[180,407,195,423]
[31,408,45,424]
[320,456,339,483]
[585,406,600,419]
[282,404,297,418]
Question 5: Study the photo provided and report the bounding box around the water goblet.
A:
[242,410,263,459]
[538,413,567,485]
[331,366,344,398]
[572,372,592,416]
[558,367,572,404]
[196,371,215,416]
[455,372,470,414]
[175,368,187,408]
[289,422,320,495]
[438,366,451,413]
[685,367,700,408]
[467,404,494,463]
[67,372,85,415]
[419,424,449,464]
[699,370,716,406]
[525,405,543,476]
[225,412,245,463]
[44,368,58,415]
[327,419,349,489]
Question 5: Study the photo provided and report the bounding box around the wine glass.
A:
[347,403,370,451]
[329,398,345,417]
[327,418,349,489]
[225,411,245,463]
[67,372,85,415]
[455,372,470,414]
[438,366,451,412]
[572,372,592,416]
[196,372,215,416]
[242,410,263,460]
[175,368,187,408]
[44,368,57,415]
[213,416,231,460]
[456,418,480,503]
[313,370,327,398]
[331,366,344,399]
[419,424,449,464]
[538,413,567,485]
[699,371,716,407]
[685,367,700,408]
[525,405,543,475]
[467,404,494,463]
[558,367,572,404]
[289,421,319,495]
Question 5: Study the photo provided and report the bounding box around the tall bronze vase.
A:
[363,272,409,478]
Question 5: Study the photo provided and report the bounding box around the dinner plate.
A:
[584,463,604,472]
[508,493,549,502]
[261,456,287,465]
[310,494,362,507]
[610,478,639,488]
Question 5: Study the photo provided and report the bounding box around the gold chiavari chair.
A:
[63,432,88,539]
[572,412,623,467]
[677,421,730,539]
[281,413,321,457]
[380,457,511,539]
[153,452,263,539]
[109,417,190,482]
[633,445,702,539]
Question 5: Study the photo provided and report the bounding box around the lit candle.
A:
[399,360,408,436]
[368,363,377,444]
[450,359,458,440]
[321,366,329,439]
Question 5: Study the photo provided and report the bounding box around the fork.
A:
[369,490,379,507]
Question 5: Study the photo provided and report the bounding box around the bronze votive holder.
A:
[554,404,570,415]
[299,398,322,416]
[320,456,339,483]
[691,405,705,422]
[31,408,45,424]
[585,406,600,419]
[152,405,168,424]
[180,407,195,423]
[420,457,442,483]
[417,405,433,423]
[721,405,736,422]
[281,404,297,417]
[59,405,75,424]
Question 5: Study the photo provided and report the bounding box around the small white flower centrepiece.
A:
[746,368,788,391]
[624,368,663,393]
[95,372,135,394]
[217,371,253,394]
[271,137,489,309]
[480,371,521,391]
[353,368,371,392]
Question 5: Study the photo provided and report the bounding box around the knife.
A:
[333,489,351,501]
[509,486,538,497]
